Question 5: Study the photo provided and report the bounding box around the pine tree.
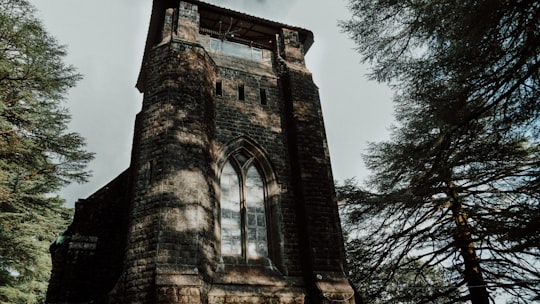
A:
[0,0,93,302]
[340,0,540,303]
[344,236,463,304]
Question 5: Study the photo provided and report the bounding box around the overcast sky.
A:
[28,0,394,206]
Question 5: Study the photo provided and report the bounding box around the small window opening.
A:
[216,81,222,96]
[238,84,245,101]
[259,88,267,105]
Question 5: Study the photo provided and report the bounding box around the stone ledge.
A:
[208,284,305,304]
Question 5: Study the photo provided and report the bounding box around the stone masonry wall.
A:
[46,170,131,303]
[115,39,218,303]
[278,29,353,303]
[209,50,303,276]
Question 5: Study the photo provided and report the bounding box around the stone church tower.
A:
[46,1,356,303]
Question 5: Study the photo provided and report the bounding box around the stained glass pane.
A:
[245,165,268,257]
[220,161,241,255]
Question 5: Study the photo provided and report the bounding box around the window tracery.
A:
[220,152,268,259]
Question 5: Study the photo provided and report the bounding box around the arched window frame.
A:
[220,153,267,259]
[216,137,283,267]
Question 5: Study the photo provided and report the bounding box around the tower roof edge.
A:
[136,0,314,92]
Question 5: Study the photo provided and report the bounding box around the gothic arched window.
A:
[220,152,268,259]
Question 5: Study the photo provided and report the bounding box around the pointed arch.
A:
[216,136,283,266]
[216,136,277,189]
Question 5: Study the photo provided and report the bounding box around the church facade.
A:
[46,1,356,303]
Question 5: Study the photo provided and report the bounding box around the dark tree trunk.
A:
[448,183,490,304]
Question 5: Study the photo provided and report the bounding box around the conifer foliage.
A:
[340,0,539,303]
[0,0,93,302]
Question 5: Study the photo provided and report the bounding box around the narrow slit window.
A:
[259,88,267,105]
[216,81,222,96]
[238,84,245,101]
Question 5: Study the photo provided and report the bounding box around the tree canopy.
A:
[340,0,540,303]
[0,0,93,302]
